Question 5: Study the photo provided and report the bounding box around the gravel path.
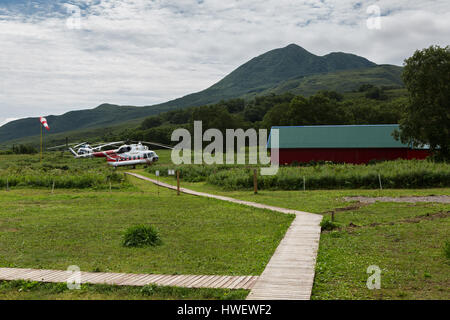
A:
[344,195,450,204]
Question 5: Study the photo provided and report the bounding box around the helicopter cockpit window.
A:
[144,154,148,159]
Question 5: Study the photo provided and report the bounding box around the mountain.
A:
[153,44,379,108]
[0,44,403,144]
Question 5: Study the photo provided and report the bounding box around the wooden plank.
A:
[0,268,257,290]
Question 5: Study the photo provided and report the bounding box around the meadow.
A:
[0,176,293,277]
[1,151,449,300]
[137,170,450,299]
[0,153,127,189]
[147,158,450,190]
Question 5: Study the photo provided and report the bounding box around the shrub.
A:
[122,225,161,247]
[320,220,339,231]
[444,240,450,260]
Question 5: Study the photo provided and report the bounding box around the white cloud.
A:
[0,0,449,123]
[0,117,18,127]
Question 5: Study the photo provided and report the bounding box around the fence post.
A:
[378,173,383,190]
[52,180,55,194]
[177,170,180,196]
[253,169,258,194]
[6,178,9,191]
[155,170,160,196]
[303,176,306,191]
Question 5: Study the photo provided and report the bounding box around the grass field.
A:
[0,153,127,189]
[0,176,293,276]
[148,159,450,190]
[1,153,449,300]
[136,170,450,300]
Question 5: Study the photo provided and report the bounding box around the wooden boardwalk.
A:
[126,172,323,300]
[0,267,258,290]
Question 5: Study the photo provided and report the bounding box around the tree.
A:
[365,87,387,100]
[396,46,450,159]
[141,116,162,130]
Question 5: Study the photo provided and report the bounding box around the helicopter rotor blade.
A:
[72,142,88,149]
[92,141,125,151]
[139,141,174,150]
[47,141,87,150]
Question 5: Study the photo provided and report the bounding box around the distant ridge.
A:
[0,44,403,144]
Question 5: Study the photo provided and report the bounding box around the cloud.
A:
[0,0,449,123]
[0,117,18,127]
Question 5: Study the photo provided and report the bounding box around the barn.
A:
[267,124,429,165]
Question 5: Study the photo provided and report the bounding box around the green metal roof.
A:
[267,125,410,149]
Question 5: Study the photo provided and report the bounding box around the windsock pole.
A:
[40,124,43,162]
[39,117,50,162]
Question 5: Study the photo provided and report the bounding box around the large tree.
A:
[397,45,450,159]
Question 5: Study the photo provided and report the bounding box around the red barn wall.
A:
[274,148,429,165]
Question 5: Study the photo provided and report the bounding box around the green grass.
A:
[134,171,450,299]
[0,153,128,189]
[1,153,449,300]
[136,169,450,213]
[0,176,293,276]
[0,280,248,300]
[313,210,450,300]
[148,160,450,190]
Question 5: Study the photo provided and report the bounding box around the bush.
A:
[320,220,339,231]
[444,241,450,260]
[122,225,161,248]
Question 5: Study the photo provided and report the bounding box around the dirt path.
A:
[344,195,450,204]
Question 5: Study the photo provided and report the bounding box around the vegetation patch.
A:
[0,153,129,190]
[320,219,339,231]
[148,160,450,190]
[444,240,450,260]
[122,225,162,247]
[312,202,450,300]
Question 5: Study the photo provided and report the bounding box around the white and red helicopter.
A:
[49,140,172,168]
[75,141,173,168]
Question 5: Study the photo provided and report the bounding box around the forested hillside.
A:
[107,85,408,146]
[0,44,403,145]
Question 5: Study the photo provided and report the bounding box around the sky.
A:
[0,0,449,127]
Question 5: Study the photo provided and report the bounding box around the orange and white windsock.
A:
[40,117,50,131]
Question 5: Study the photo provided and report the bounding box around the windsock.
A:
[40,117,50,131]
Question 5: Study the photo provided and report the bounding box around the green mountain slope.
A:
[154,44,378,108]
[260,65,404,97]
[0,44,403,144]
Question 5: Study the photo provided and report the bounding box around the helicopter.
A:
[90,141,175,168]
[49,140,173,168]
